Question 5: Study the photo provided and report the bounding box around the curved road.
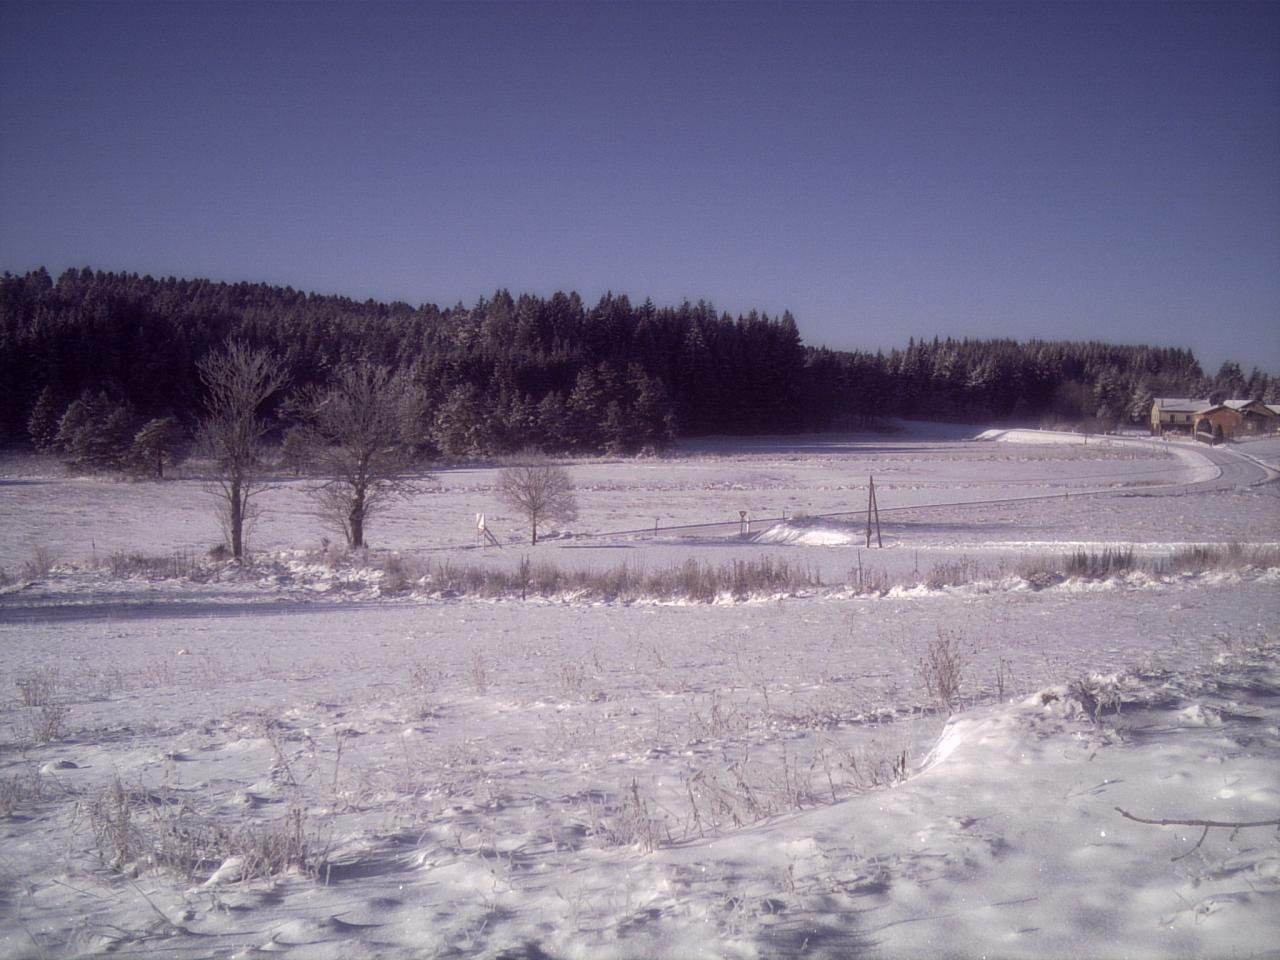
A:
[977,429,1277,495]
[575,431,1279,541]
[1182,440,1280,491]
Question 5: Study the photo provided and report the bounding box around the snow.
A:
[1,426,1278,958]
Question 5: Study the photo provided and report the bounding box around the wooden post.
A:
[871,475,882,548]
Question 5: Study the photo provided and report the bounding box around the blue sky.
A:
[2,1,1277,373]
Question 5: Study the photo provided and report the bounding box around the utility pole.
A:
[865,475,883,548]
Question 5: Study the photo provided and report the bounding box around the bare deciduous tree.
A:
[293,360,425,549]
[496,458,578,545]
[198,341,286,560]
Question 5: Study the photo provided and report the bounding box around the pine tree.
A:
[26,386,63,451]
[130,416,188,479]
[54,392,136,470]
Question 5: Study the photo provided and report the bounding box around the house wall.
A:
[1152,407,1197,433]
[1193,408,1244,440]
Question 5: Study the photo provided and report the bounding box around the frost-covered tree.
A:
[198,341,285,560]
[496,457,578,545]
[432,383,490,457]
[53,391,136,470]
[27,386,63,452]
[293,360,426,549]
[130,416,188,479]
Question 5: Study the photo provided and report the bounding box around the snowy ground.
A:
[1,426,1278,958]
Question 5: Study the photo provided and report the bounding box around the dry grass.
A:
[1162,542,1280,573]
[372,554,821,603]
[0,766,50,818]
[924,556,985,589]
[16,667,59,707]
[83,776,327,882]
[1063,546,1137,578]
[838,741,910,791]
[589,779,669,853]
[102,550,206,580]
[22,544,57,580]
[917,629,970,714]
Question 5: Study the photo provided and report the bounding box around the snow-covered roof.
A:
[1152,397,1263,415]
[1151,397,1209,414]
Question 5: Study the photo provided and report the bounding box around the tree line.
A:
[3,267,1274,467]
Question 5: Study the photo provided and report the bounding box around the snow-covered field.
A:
[1,426,1278,958]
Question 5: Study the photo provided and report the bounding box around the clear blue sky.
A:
[2,1,1277,373]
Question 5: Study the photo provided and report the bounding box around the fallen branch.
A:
[1115,807,1280,861]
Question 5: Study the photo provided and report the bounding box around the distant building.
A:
[1150,398,1206,435]
[1150,397,1276,442]
[1192,404,1244,443]
[1234,399,1279,436]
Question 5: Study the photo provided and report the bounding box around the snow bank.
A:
[753,519,862,545]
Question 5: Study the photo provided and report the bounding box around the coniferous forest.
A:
[2,267,1273,467]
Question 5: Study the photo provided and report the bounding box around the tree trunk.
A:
[230,477,244,559]
[349,506,364,549]
[349,486,366,549]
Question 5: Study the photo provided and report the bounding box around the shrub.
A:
[21,545,57,580]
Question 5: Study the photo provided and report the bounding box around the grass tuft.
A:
[1063,546,1136,579]
[917,629,969,714]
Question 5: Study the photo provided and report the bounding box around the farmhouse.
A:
[1149,397,1204,435]
[1150,397,1277,441]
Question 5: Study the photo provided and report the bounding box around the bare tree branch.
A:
[1115,806,1280,861]
[1114,807,1280,829]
